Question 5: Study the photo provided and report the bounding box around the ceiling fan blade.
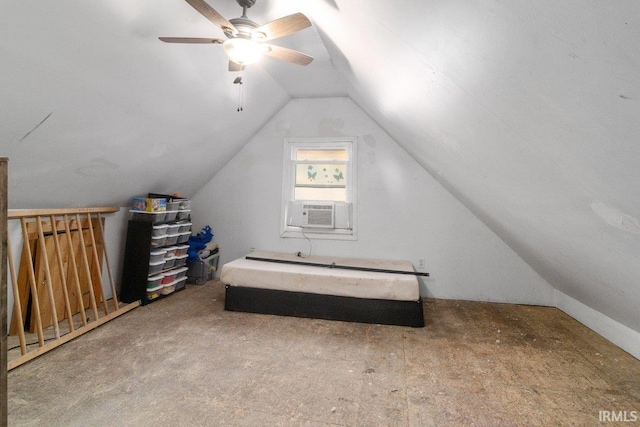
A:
[185,0,237,35]
[252,12,311,41]
[264,44,314,66]
[228,61,246,72]
[159,37,223,44]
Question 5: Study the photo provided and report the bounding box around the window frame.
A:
[280,137,358,240]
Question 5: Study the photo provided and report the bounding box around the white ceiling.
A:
[1,1,639,334]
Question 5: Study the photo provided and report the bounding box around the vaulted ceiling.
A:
[2,1,639,335]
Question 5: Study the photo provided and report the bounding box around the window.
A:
[281,137,357,240]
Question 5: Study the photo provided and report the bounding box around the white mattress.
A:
[221,251,420,301]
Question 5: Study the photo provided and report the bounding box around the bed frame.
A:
[221,251,425,328]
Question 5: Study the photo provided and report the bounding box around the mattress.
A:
[220,251,420,301]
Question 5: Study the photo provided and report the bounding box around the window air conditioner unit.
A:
[287,202,353,229]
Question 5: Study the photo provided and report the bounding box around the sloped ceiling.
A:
[0,0,345,208]
[2,1,639,332]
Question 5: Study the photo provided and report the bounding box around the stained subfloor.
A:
[8,280,640,426]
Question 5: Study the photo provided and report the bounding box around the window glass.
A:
[293,148,348,201]
[294,187,346,201]
[295,149,348,161]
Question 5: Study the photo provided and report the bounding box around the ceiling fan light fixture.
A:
[252,31,267,40]
[223,37,263,65]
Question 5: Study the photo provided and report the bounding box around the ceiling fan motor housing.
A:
[225,17,259,39]
[236,0,256,8]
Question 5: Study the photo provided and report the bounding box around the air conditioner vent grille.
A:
[303,204,332,210]
[307,207,333,226]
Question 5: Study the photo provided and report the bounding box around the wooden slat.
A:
[9,238,34,335]
[7,234,27,355]
[19,218,44,346]
[85,214,108,315]
[49,215,75,332]
[74,214,100,322]
[8,207,118,218]
[63,215,88,327]
[36,217,61,339]
[97,213,119,311]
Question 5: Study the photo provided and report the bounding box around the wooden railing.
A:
[6,207,139,369]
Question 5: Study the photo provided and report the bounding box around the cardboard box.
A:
[131,197,167,212]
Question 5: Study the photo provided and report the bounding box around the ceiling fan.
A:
[159,0,314,71]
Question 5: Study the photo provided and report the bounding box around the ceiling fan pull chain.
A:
[238,77,244,112]
[234,75,244,112]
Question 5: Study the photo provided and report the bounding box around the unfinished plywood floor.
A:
[8,280,640,426]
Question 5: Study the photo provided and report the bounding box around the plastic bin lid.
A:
[175,254,188,259]
[150,249,167,255]
[169,276,188,286]
[153,224,169,229]
[179,231,191,236]
[129,210,165,215]
[149,260,164,266]
[148,274,164,281]
[176,244,189,249]
[147,285,163,292]
[152,234,168,239]
[173,266,189,274]
[167,233,181,238]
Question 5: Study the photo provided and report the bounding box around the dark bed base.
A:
[224,285,425,328]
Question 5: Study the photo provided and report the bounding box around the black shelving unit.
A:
[121,220,154,304]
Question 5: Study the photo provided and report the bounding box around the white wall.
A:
[191,97,554,304]
[556,290,640,361]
